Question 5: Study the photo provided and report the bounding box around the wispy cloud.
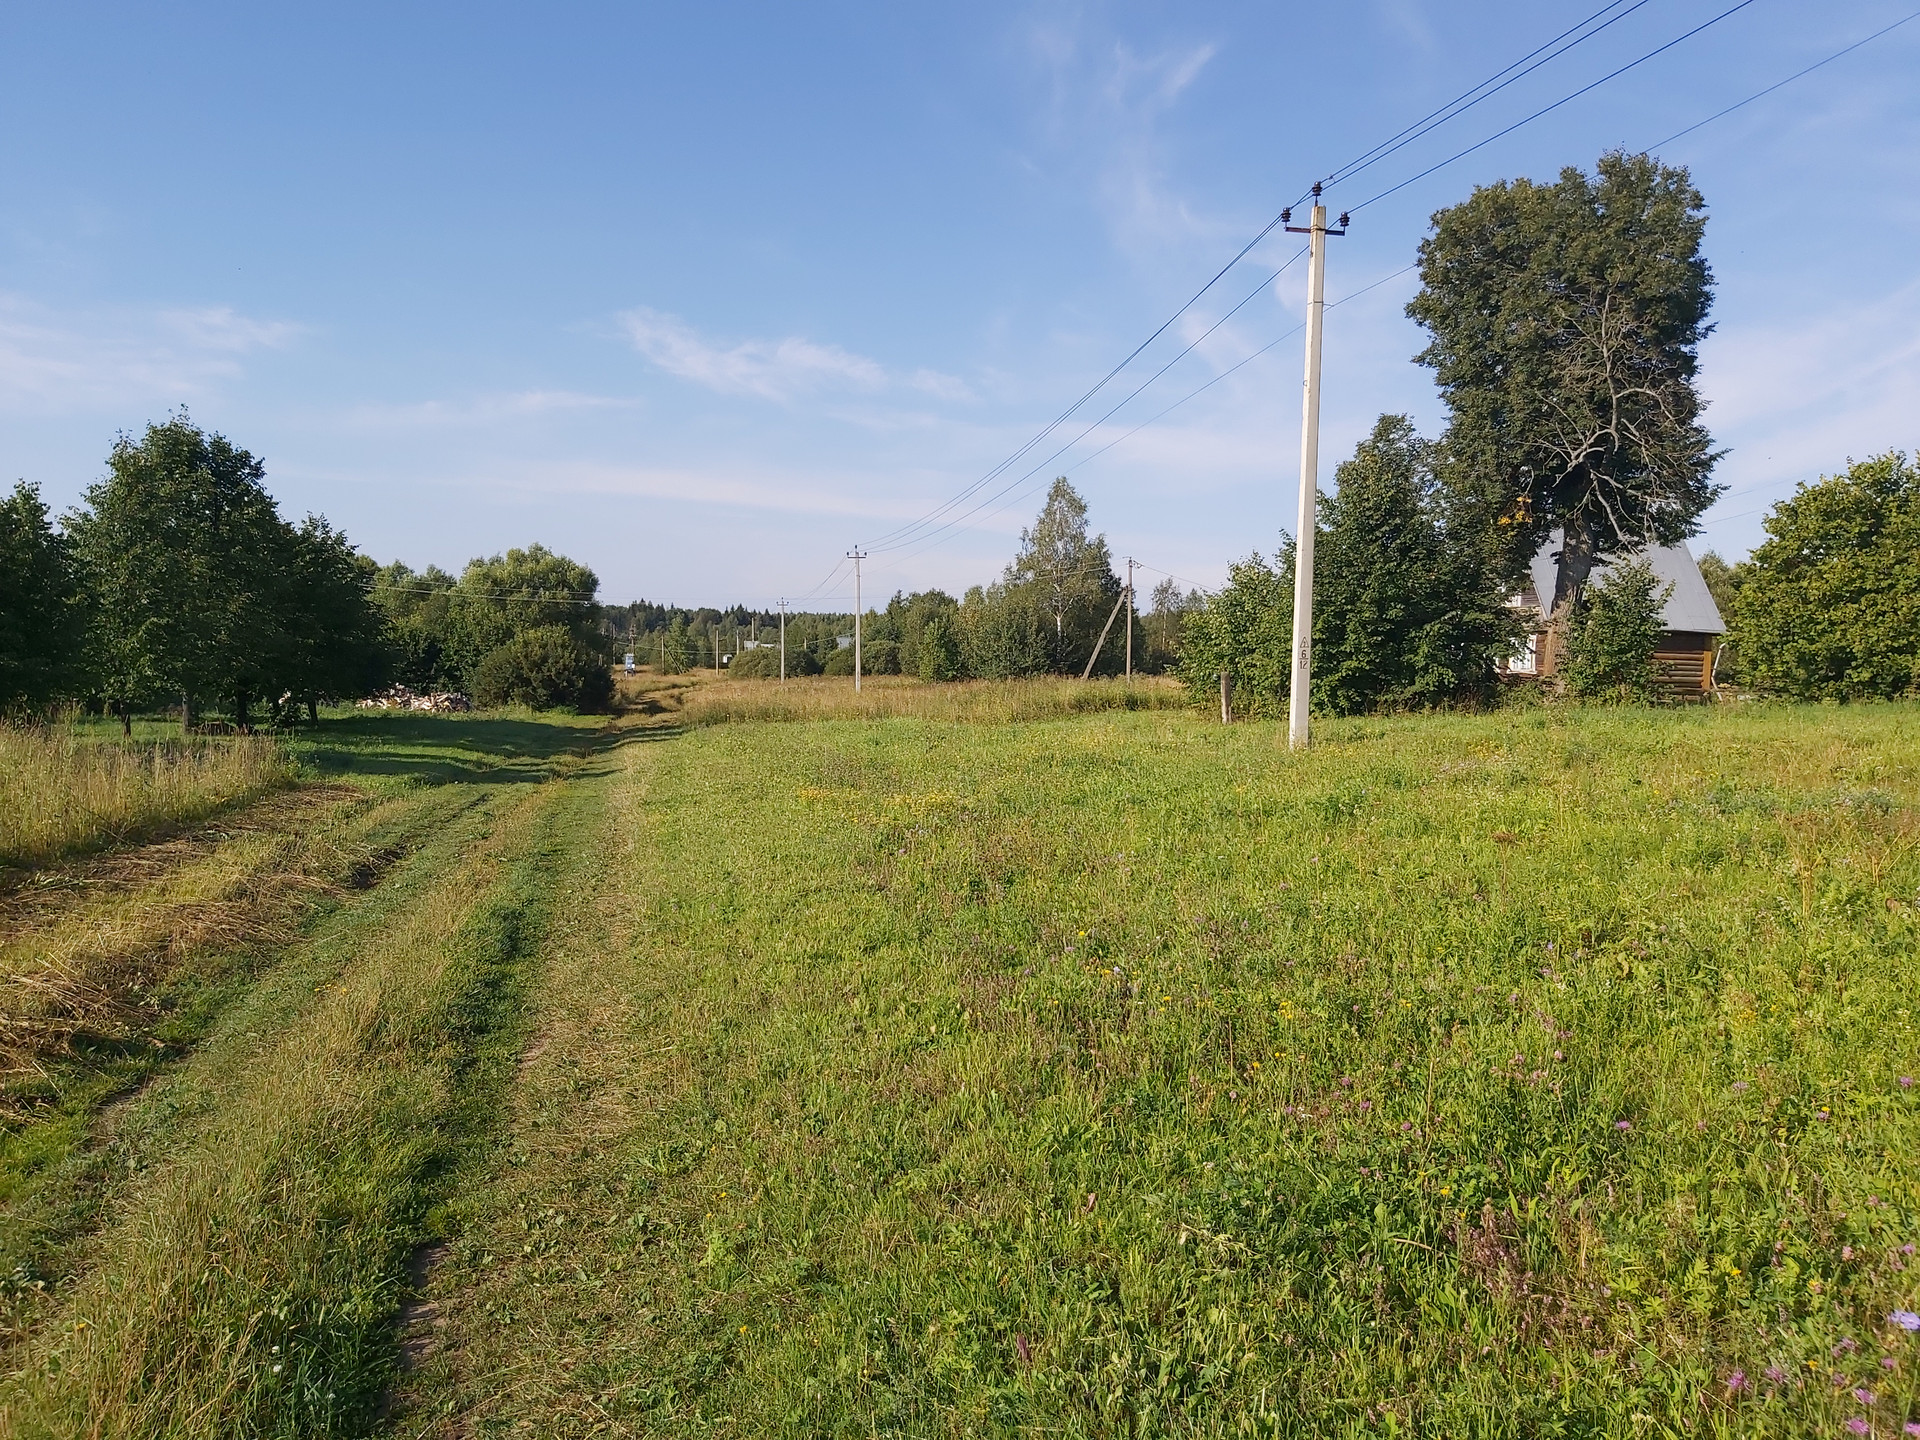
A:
[620,306,971,404]
[0,294,300,414]
[343,389,641,429]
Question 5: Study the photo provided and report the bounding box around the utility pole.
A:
[712,624,721,674]
[1283,184,1347,750]
[847,548,866,693]
[778,599,787,682]
[1125,557,1135,681]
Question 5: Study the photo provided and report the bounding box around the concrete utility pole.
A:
[713,624,721,674]
[778,599,787,682]
[1125,557,1135,681]
[848,548,867,693]
[1283,185,1347,750]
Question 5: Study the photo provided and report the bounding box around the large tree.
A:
[1407,151,1721,646]
[1003,478,1121,672]
[67,416,288,730]
[277,517,389,720]
[0,481,86,714]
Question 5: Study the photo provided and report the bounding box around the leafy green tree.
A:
[1408,152,1721,636]
[658,618,693,674]
[1003,478,1121,671]
[472,624,614,711]
[1562,558,1670,701]
[1140,577,1199,676]
[372,562,459,689]
[67,416,288,730]
[276,517,388,720]
[0,482,86,714]
[1312,416,1521,714]
[446,545,604,688]
[917,614,963,681]
[1178,546,1294,717]
[958,581,1049,679]
[1733,452,1920,700]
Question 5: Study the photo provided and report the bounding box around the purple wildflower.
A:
[1615,1119,1632,1131]
[1846,1421,1869,1437]
[1843,1246,1855,1261]
[1764,1366,1787,1385]
[1725,1369,1748,1394]
[1890,1311,1920,1331]
[1733,1081,1750,1091]
[1885,1357,1899,1370]
[1838,1339,1861,1356]
[1901,1076,1913,1089]
[1905,1425,1920,1438]
[1855,1388,1876,1405]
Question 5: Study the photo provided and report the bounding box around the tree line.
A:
[0,415,617,725]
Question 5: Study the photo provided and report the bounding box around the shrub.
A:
[1563,559,1669,701]
[917,615,963,681]
[472,626,613,711]
[820,645,856,676]
[1732,451,1920,700]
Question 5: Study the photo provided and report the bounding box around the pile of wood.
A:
[356,686,472,713]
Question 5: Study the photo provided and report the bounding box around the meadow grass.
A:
[677,674,1185,727]
[403,701,1920,1439]
[0,727,291,873]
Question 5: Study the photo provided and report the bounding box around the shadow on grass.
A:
[287,713,618,788]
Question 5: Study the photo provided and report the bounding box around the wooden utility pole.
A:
[778,598,787,682]
[1283,185,1347,750]
[1124,557,1135,681]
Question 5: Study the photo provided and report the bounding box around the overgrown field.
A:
[2,700,1917,1438]
[0,726,291,873]
[399,702,1920,1438]
[676,673,1185,727]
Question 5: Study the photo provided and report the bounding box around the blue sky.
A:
[3,1,1915,609]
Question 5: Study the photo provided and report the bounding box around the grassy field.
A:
[1,698,1917,1437]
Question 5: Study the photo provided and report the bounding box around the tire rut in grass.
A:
[0,784,487,1355]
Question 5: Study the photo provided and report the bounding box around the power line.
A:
[1645,6,1920,149]
[869,246,1312,559]
[1345,0,1763,213]
[1319,0,1657,190]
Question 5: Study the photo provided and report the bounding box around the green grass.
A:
[3,700,1918,1438]
[401,702,1920,1438]
[0,708,623,1434]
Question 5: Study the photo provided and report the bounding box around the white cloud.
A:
[343,389,640,429]
[0,293,299,414]
[1702,278,1920,503]
[621,306,952,402]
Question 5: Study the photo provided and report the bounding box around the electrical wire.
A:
[1318,0,1657,190]
[1344,0,1762,213]
[1645,6,1920,149]
[868,246,1312,559]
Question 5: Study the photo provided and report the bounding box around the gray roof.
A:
[1523,532,1724,635]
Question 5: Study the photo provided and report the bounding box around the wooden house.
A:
[1501,535,1725,697]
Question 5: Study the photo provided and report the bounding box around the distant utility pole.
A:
[712,624,721,674]
[1125,557,1135,681]
[1283,184,1347,751]
[848,548,867,693]
[778,598,788,682]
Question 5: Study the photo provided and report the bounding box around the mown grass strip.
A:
[0,753,607,1437]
